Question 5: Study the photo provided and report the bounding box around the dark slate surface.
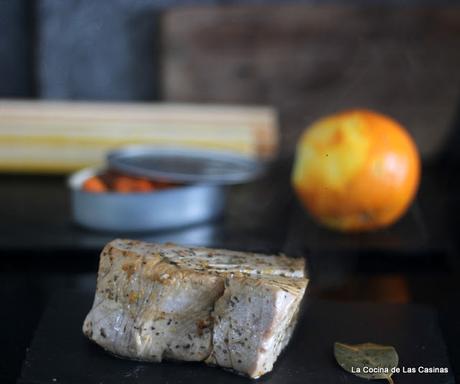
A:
[0,162,452,256]
[0,160,294,252]
[0,274,42,384]
[2,163,460,383]
[19,290,454,384]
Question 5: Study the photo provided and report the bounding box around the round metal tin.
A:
[107,146,264,184]
[68,167,226,232]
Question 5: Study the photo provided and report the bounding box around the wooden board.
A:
[161,5,460,159]
[0,100,278,173]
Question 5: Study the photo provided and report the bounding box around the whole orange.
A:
[292,109,421,232]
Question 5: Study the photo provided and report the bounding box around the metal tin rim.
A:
[106,146,265,184]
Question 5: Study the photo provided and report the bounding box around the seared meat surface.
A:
[83,239,308,378]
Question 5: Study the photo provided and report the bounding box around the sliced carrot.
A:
[131,179,155,192]
[113,176,135,193]
[82,172,177,193]
[83,176,108,193]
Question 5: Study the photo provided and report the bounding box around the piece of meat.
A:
[205,275,307,377]
[83,239,308,378]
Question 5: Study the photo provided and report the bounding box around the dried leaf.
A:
[334,342,399,383]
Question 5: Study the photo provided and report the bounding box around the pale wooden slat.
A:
[0,100,278,173]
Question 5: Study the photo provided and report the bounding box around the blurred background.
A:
[1,0,460,383]
[2,1,460,159]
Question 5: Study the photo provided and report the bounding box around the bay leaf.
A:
[334,342,399,383]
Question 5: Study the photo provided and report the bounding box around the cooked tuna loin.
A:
[206,276,306,377]
[83,239,308,378]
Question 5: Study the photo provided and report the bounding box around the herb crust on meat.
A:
[83,239,308,378]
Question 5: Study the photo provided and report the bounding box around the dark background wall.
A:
[160,5,460,159]
[1,0,460,160]
[0,0,35,97]
[37,0,162,100]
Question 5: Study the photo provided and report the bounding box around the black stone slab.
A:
[0,160,294,253]
[19,291,454,384]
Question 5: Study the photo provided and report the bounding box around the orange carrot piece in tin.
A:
[83,176,108,193]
